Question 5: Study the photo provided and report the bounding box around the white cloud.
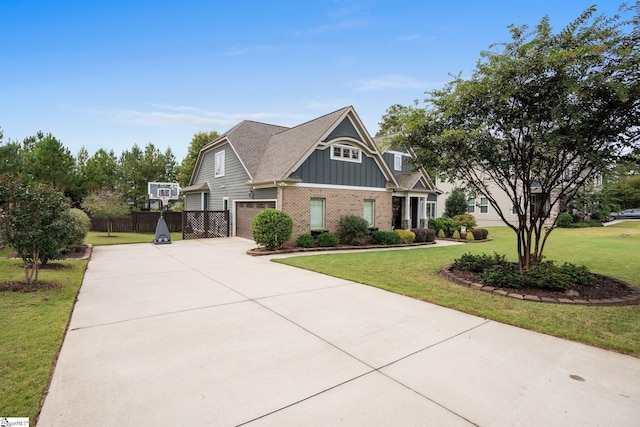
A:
[85,105,306,129]
[349,74,438,92]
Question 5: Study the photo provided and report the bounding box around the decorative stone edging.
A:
[440,264,640,306]
[247,241,436,256]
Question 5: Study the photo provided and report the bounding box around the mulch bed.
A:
[247,240,436,256]
[442,266,640,306]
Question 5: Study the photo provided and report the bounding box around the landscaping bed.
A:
[248,240,436,256]
[441,264,640,306]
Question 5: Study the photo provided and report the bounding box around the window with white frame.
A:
[467,197,476,214]
[331,144,361,163]
[393,154,402,171]
[363,200,374,226]
[479,197,489,214]
[310,199,325,229]
[215,150,225,177]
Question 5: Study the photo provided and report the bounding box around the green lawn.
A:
[85,231,182,246]
[276,222,640,357]
[0,247,87,421]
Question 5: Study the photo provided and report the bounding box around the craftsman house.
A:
[182,106,439,240]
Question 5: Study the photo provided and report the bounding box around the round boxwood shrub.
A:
[338,215,369,245]
[471,228,489,240]
[425,228,436,242]
[557,212,574,228]
[317,232,338,247]
[429,217,454,237]
[394,229,416,244]
[251,208,293,249]
[295,234,315,248]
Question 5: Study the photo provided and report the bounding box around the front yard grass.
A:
[275,223,640,357]
[0,247,87,421]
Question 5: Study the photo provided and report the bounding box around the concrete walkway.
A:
[38,238,640,426]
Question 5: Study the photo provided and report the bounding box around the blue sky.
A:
[0,1,627,162]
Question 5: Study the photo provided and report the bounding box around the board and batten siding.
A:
[382,150,413,176]
[295,148,387,188]
[193,142,251,210]
[322,117,363,143]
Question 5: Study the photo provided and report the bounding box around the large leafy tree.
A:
[82,188,130,237]
[177,130,219,187]
[380,5,640,272]
[0,128,23,177]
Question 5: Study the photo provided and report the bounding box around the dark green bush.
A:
[295,234,315,248]
[471,228,489,240]
[317,232,338,247]
[567,220,603,228]
[251,208,293,249]
[480,263,521,288]
[371,231,402,245]
[523,262,573,291]
[338,215,369,245]
[453,252,508,273]
[429,217,454,237]
[557,212,574,228]
[558,262,596,286]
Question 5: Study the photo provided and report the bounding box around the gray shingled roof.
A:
[253,107,351,182]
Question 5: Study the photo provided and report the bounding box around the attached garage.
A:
[235,201,276,239]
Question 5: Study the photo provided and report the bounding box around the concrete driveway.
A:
[38,238,640,426]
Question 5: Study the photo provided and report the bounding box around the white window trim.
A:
[393,154,402,171]
[330,144,362,163]
[215,150,225,177]
[310,198,325,229]
[363,200,375,226]
[467,197,476,214]
[479,197,489,214]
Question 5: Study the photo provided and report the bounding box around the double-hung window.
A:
[479,197,489,214]
[466,197,476,214]
[310,199,325,229]
[393,154,402,171]
[215,150,225,177]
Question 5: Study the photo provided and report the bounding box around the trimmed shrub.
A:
[61,208,91,253]
[295,234,315,248]
[425,228,436,242]
[471,228,489,240]
[466,231,475,241]
[437,229,445,238]
[411,228,426,242]
[429,217,454,237]
[452,229,461,239]
[452,214,477,232]
[371,231,402,245]
[311,228,328,238]
[480,263,522,288]
[394,229,416,244]
[557,212,574,228]
[453,252,509,273]
[317,232,338,247]
[251,209,293,249]
[338,215,369,245]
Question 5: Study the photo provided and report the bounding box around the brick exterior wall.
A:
[281,186,393,240]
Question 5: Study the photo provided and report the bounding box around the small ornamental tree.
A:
[251,209,293,249]
[445,188,468,217]
[82,188,129,236]
[0,179,68,284]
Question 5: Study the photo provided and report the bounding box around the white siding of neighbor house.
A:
[193,142,252,210]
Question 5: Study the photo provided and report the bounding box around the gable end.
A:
[322,117,363,143]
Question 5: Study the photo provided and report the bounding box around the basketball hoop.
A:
[158,195,171,206]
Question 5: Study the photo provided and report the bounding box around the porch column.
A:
[419,197,428,228]
[402,195,411,229]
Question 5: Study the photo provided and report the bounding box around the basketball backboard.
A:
[148,182,180,200]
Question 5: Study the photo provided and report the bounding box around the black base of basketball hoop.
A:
[153,217,171,245]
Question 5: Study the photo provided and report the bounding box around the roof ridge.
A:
[278,106,351,134]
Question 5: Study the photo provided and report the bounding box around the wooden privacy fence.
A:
[89,212,183,233]
[182,210,230,240]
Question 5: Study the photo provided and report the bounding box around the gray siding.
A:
[383,151,413,176]
[185,193,201,210]
[193,143,251,210]
[323,118,362,143]
[295,148,387,188]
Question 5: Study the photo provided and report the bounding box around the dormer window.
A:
[331,144,361,163]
